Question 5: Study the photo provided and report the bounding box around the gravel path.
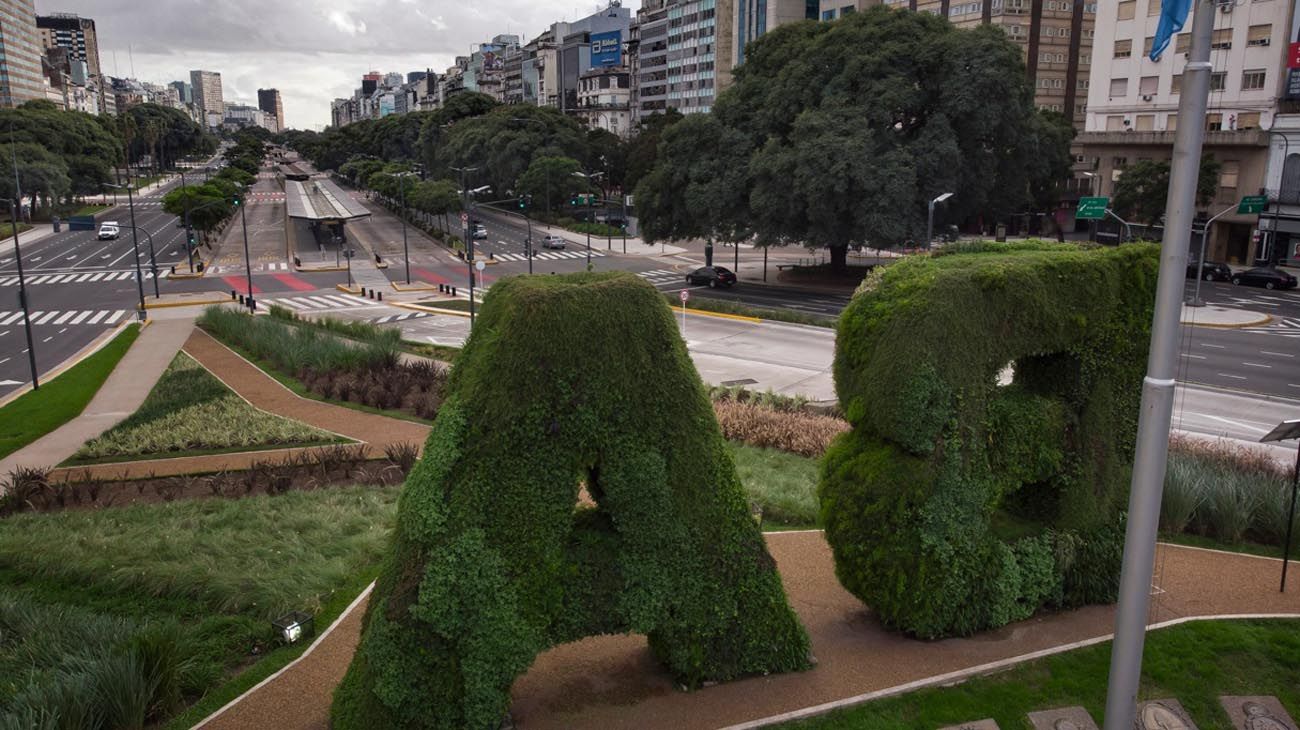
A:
[196,533,1300,730]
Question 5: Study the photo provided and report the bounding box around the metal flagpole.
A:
[1101,1,1213,727]
[8,134,38,388]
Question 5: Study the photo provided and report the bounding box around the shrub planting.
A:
[823,241,1159,639]
[333,272,809,730]
[713,399,848,457]
[199,307,447,420]
[1164,436,1296,548]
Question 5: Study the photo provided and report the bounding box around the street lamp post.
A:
[926,192,954,249]
[4,198,39,388]
[394,171,417,285]
[573,170,604,268]
[239,199,254,311]
[451,165,480,325]
[103,183,148,318]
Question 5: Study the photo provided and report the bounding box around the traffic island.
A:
[390,281,440,292]
[143,291,234,309]
[1180,304,1272,328]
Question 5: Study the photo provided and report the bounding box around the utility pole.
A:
[105,183,147,319]
[7,135,38,388]
[239,198,254,311]
[452,165,479,324]
[1101,2,1214,728]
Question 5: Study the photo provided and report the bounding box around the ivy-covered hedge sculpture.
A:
[332,272,810,729]
[821,241,1159,639]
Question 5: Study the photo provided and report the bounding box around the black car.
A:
[686,266,737,288]
[1186,260,1232,282]
[1230,267,1299,290]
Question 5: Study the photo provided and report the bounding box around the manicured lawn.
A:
[71,351,342,463]
[0,486,398,726]
[730,441,820,527]
[0,221,32,238]
[70,203,111,217]
[783,619,1300,729]
[0,324,140,460]
[414,298,475,312]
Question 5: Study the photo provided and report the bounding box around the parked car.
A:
[1230,267,1298,290]
[686,266,737,288]
[1186,260,1232,281]
[540,234,566,250]
[97,222,120,240]
[472,224,487,240]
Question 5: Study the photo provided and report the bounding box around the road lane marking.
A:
[53,312,76,325]
[34,312,59,325]
[86,311,108,324]
[1200,343,1225,348]
[1260,350,1295,357]
[103,310,124,324]
[1186,413,1269,432]
[1179,353,1206,359]
[1242,362,1271,368]
[42,336,52,343]
[1216,373,1247,380]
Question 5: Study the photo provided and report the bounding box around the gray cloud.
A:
[39,0,638,129]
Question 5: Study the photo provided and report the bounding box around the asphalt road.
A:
[1179,279,1300,398]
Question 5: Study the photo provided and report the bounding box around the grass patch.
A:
[666,293,838,328]
[0,324,140,460]
[71,352,340,462]
[402,340,460,363]
[414,298,474,312]
[729,441,820,527]
[0,221,32,237]
[0,486,399,726]
[70,203,111,217]
[782,619,1300,728]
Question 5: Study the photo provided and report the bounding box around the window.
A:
[1242,69,1267,90]
[1247,25,1272,46]
[1210,72,1226,91]
[841,5,856,12]
[822,9,835,19]
[1139,76,1159,95]
[1143,36,1155,55]
[1113,156,1129,168]
[1109,77,1128,96]
[1106,115,1126,131]
[1211,28,1233,49]
[1114,39,1132,58]
[1118,0,1136,18]
[1171,74,1181,94]
[1238,112,1261,129]
[1166,113,1177,131]
[1148,0,1161,14]
[1219,161,1239,189]
[1135,114,1155,130]
[1207,112,1223,131]
[1078,78,1090,90]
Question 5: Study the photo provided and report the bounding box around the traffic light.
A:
[570,194,579,207]
[518,195,532,210]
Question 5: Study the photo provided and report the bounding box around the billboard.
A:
[590,30,622,67]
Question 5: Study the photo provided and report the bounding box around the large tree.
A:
[515,156,591,214]
[637,7,1059,268]
[434,105,588,196]
[1111,156,1222,225]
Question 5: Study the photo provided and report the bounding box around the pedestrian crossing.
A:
[0,270,165,286]
[1239,317,1300,339]
[637,269,684,287]
[372,311,432,324]
[264,293,375,311]
[0,309,129,326]
[206,262,289,274]
[491,249,608,262]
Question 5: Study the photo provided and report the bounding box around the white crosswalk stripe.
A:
[0,309,127,326]
[0,269,155,286]
[372,312,432,324]
[483,249,607,263]
[264,293,375,311]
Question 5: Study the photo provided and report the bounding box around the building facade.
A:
[0,0,46,108]
[170,80,192,104]
[1079,0,1291,262]
[257,88,284,130]
[576,66,633,136]
[736,0,817,65]
[190,70,224,127]
[35,13,99,77]
[632,0,734,119]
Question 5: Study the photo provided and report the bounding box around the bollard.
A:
[231,289,237,300]
[377,291,383,301]
[451,286,457,296]
[238,294,245,305]
[438,283,444,293]
[249,297,256,311]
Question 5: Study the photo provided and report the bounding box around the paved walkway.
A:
[197,533,1300,730]
[47,329,431,481]
[0,319,194,475]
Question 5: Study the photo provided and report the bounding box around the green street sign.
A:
[1237,195,1268,215]
[1075,196,1109,220]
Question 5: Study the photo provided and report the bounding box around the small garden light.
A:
[272,611,314,645]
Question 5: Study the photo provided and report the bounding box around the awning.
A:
[285,179,371,222]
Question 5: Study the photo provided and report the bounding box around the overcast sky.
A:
[38,0,639,130]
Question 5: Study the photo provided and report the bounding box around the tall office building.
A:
[0,0,45,108]
[170,80,192,104]
[257,88,284,130]
[35,12,99,77]
[633,0,734,118]
[735,0,818,66]
[190,69,224,126]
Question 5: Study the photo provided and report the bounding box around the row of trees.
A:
[160,132,263,238]
[0,100,215,220]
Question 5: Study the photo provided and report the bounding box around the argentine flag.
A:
[1150,0,1194,61]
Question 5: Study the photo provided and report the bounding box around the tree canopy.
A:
[1111,156,1222,225]
[0,101,121,202]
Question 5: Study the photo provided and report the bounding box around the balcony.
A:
[1077,129,1269,147]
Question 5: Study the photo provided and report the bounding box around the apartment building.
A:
[258,88,284,131]
[633,0,734,119]
[190,70,225,127]
[0,0,46,108]
[35,13,99,77]
[1079,0,1291,263]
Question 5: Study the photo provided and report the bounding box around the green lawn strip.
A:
[729,441,820,528]
[414,298,474,312]
[402,340,460,363]
[71,204,111,217]
[0,324,140,460]
[0,221,32,237]
[199,329,433,426]
[665,293,838,328]
[1159,531,1287,560]
[160,567,381,730]
[784,619,1300,729]
[70,352,341,462]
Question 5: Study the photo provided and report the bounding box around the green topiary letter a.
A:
[332,272,810,729]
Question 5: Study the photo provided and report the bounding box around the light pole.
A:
[4,197,38,388]
[451,165,480,325]
[394,171,417,285]
[103,183,148,317]
[926,192,954,249]
[573,170,604,268]
[1189,203,1236,307]
[238,197,254,311]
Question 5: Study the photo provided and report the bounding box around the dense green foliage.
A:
[73,352,336,461]
[0,325,139,459]
[821,241,1158,638]
[0,487,398,727]
[1162,438,1298,547]
[0,101,122,213]
[121,103,216,175]
[784,619,1300,729]
[635,9,1071,267]
[1112,156,1223,225]
[333,273,810,729]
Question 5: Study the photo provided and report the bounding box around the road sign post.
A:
[680,289,689,337]
[1237,195,1267,215]
[1075,196,1109,220]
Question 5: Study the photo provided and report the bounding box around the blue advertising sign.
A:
[590,31,622,66]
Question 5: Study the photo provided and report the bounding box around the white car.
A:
[97,222,120,240]
[472,224,488,240]
[541,234,566,250]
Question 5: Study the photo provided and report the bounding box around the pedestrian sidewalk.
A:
[195,532,1300,730]
[0,318,194,475]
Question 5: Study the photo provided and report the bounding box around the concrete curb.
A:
[144,296,230,310]
[0,321,133,409]
[390,281,441,292]
[391,301,472,318]
[678,306,763,324]
[1181,313,1273,328]
[335,283,362,294]
[296,264,348,273]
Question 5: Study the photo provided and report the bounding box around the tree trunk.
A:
[830,245,848,272]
